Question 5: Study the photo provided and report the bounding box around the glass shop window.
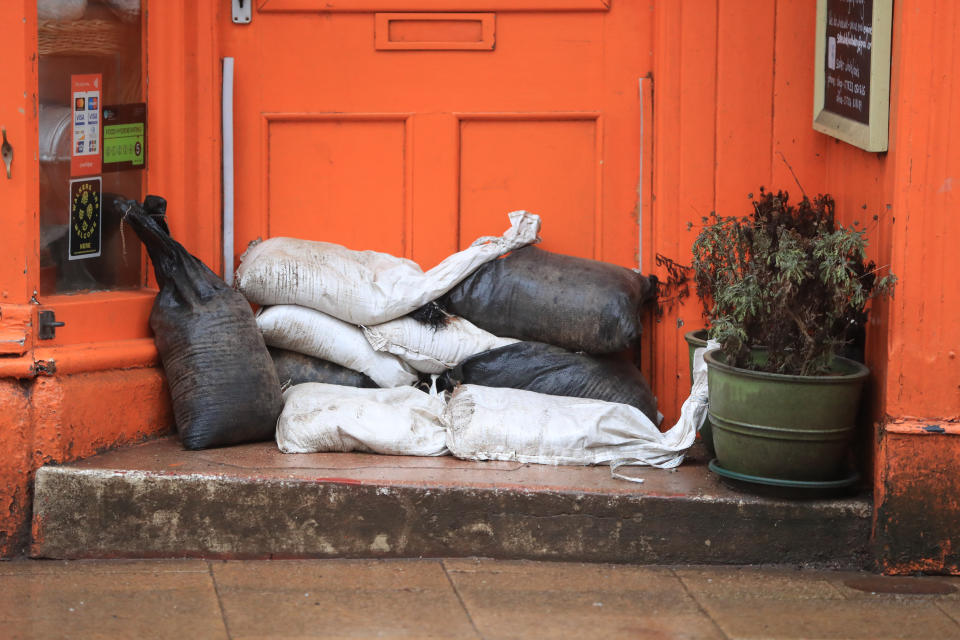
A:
[38,0,144,295]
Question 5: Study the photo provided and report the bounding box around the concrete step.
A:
[31,437,873,567]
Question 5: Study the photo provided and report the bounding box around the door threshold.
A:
[31,436,872,567]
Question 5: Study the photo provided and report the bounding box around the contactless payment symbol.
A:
[68,177,102,260]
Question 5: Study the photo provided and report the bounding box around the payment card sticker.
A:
[70,74,102,177]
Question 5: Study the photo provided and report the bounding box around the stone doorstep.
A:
[30,436,873,567]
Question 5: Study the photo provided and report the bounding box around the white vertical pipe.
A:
[637,76,645,270]
[222,57,235,285]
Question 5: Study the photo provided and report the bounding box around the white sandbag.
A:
[276,383,448,456]
[363,315,519,374]
[442,343,714,482]
[103,0,140,22]
[256,305,417,388]
[38,0,87,21]
[235,210,541,325]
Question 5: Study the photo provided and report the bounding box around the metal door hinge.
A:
[232,0,252,24]
[38,310,65,340]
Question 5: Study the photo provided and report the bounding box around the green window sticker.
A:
[103,122,144,166]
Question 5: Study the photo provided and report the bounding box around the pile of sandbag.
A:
[234,209,660,423]
[233,209,690,477]
[127,194,693,476]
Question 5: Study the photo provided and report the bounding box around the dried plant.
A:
[692,188,896,375]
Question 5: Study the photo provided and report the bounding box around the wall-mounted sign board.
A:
[813,0,892,152]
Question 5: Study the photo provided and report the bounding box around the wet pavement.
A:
[0,558,958,639]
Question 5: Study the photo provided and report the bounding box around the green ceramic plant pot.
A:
[684,329,714,456]
[704,350,869,482]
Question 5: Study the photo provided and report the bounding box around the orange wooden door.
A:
[223,1,651,271]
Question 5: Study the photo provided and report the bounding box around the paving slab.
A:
[0,559,227,640]
[444,558,725,639]
[211,558,477,639]
[31,437,872,566]
[675,566,960,639]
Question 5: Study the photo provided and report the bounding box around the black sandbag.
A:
[439,245,657,354]
[121,196,283,450]
[269,347,377,389]
[440,341,658,424]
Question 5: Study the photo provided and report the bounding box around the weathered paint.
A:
[870,0,960,574]
[0,381,32,555]
[0,369,173,557]
[874,425,960,575]
[0,304,34,355]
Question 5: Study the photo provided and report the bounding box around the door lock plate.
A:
[232,0,252,24]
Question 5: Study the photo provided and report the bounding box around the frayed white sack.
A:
[442,343,715,482]
[276,383,448,456]
[235,211,541,326]
[363,315,519,374]
[257,305,417,388]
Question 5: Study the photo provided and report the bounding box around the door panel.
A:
[266,115,409,255]
[459,116,599,259]
[225,2,649,270]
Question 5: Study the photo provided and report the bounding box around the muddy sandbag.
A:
[121,197,283,450]
[269,347,377,389]
[440,245,657,354]
[440,341,658,424]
